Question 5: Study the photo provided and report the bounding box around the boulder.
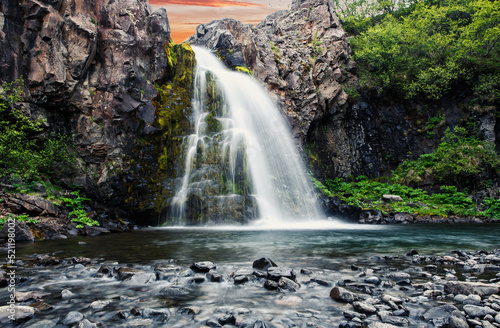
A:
[463,305,497,318]
[267,267,296,282]
[61,311,84,325]
[0,305,38,323]
[444,281,500,297]
[0,220,34,242]
[422,305,465,328]
[330,286,357,303]
[190,261,216,273]
[353,301,377,314]
[252,257,277,270]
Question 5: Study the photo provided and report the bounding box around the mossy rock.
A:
[126,42,196,224]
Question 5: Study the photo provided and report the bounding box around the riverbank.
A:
[1,243,499,327]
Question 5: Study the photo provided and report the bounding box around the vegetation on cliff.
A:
[314,126,500,219]
[337,0,499,102]
[0,80,75,181]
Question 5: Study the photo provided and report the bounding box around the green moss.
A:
[235,66,253,76]
[126,41,197,218]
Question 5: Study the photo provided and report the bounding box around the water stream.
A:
[169,47,322,226]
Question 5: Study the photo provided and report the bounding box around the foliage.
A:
[393,127,499,190]
[0,79,76,181]
[345,0,500,100]
[0,214,39,229]
[60,191,99,229]
[314,176,498,219]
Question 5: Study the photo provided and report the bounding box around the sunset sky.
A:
[149,0,292,43]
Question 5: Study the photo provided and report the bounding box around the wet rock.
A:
[89,300,110,310]
[378,311,410,326]
[253,258,277,270]
[14,291,50,302]
[463,305,497,318]
[0,305,38,323]
[406,249,419,256]
[367,322,400,328]
[0,220,34,242]
[264,280,279,290]
[364,276,381,285]
[72,257,91,264]
[310,277,332,286]
[159,286,191,297]
[353,301,377,314]
[343,310,367,320]
[444,281,500,297]
[129,319,153,326]
[495,314,500,324]
[218,314,236,325]
[463,294,482,305]
[253,319,270,328]
[382,295,403,304]
[278,277,300,291]
[206,318,222,327]
[385,272,411,285]
[190,261,216,273]
[61,311,84,325]
[423,290,443,298]
[61,289,74,299]
[422,305,465,328]
[77,319,97,328]
[97,265,111,275]
[208,273,222,282]
[24,319,57,328]
[267,267,296,282]
[301,269,313,275]
[143,308,171,322]
[83,226,110,236]
[340,318,364,328]
[330,286,357,303]
[234,275,249,284]
[178,307,201,315]
[30,301,53,312]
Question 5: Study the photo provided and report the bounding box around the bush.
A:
[348,0,500,100]
[0,79,76,181]
[60,191,100,228]
[393,127,499,190]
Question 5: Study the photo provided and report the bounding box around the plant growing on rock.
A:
[0,79,76,182]
[60,191,99,229]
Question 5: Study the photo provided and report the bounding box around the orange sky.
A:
[150,0,291,43]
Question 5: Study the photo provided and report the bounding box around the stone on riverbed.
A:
[279,277,300,291]
[24,319,57,328]
[61,311,84,325]
[15,291,50,302]
[463,305,497,318]
[267,267,296,282]
[190,261,216,272]
[422,304,467,328]
[253,257,277,270]
[353,301,377,314]
[0,305,38,323]
[444,281,500,297]
[330,286,357,303]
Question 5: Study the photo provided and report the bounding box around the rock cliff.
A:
[0,0,191,224]
[187,0,498,181]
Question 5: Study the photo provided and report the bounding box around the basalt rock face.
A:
[187,0,356,145]
[0,0,183,223]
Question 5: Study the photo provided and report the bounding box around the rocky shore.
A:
[1,248,499,327]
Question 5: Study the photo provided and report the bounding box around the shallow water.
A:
[3,223,499,328]
[14,223,500,267]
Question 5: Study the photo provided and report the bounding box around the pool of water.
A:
[3,223,500,328]
[14,223,500,267]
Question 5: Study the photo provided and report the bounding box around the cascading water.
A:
[170,46,324,225]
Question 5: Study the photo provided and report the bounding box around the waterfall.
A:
[170,46,324,225]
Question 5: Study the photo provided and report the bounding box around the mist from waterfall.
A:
[170,46,324,226]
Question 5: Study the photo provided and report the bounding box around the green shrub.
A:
[393,127,499,190]
[60,191,100,229]
[0,79,76,181]
[347,0,499,100]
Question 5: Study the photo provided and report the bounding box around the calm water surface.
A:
[15,223,500,267]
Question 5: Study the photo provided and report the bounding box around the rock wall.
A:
[187,0,499,181]
[0,0,186,223]
[187,0,356,145]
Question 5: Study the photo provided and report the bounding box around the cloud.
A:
[149,0,265,7]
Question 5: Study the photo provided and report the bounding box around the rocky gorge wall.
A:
[0,0,195,224]
[188,0,499,182]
